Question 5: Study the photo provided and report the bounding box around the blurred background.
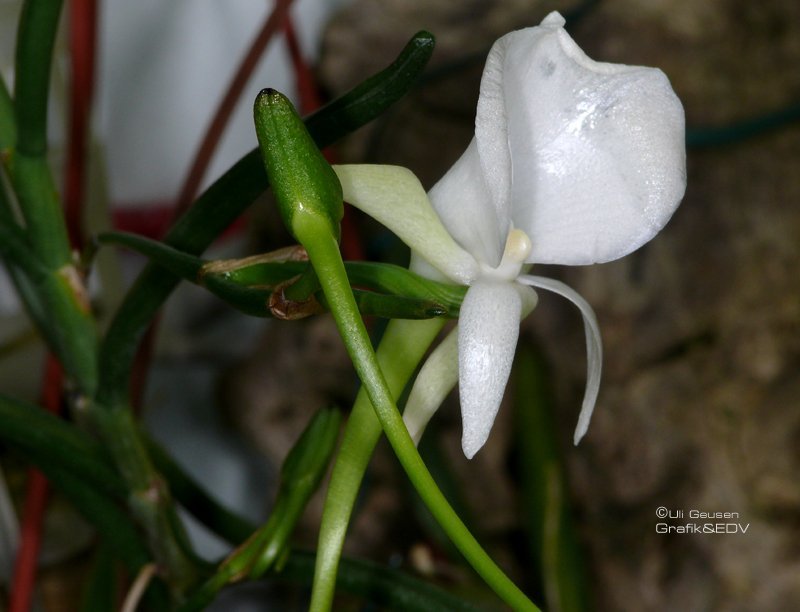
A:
[1,0,799,610]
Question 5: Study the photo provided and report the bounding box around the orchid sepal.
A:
[333,164,480,284]
[517,274,603,445]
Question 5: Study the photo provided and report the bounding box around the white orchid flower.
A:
[334,11,686,459]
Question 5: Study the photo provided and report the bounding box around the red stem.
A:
[8,357,63,612]
[64,0,97,248]
[282,17,365,261]
[172,0,295,220]
[283,18,322,114]
[130,0,296,410]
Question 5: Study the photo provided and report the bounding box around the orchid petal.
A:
[458,280,527,459]
[403,327,458,445]
[517,274,602,444]
[334,165,480,283]
[480,11,686,265]
[427,139,507,267]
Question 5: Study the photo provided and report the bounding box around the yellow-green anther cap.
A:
[254,89,343,242]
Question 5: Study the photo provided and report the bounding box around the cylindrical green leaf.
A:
[513,344,589,612]
[0,393,126,499]
[14,0,64,156]
[281,407,341,492]
[285,550,482,612]
[0,77,15,149]
[177,408,342,611]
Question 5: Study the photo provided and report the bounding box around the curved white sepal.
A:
[477,12,686,265]
[403,328,459,445]
[334,165,480,283]
[458,279,523,459]
[517,274,602,444]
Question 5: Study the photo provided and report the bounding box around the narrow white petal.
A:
[403,328,458,445]
[427,139,507,267]
[334,165,479,283]
[478,12,686,265]
[458,280,523,458]
[517,274,602,444]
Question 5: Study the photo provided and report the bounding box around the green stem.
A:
[6,150,73,271]
[33,270,98,393]
[287,550,482,612]
[12,0,72,266]
[14,0,63,156]
[0,196,96,392]
[300,222,539,612]
[2,0,98,392]
[514,345,589,612]
[0,74,14,147]
[0,222,45,280]
[43,465,171,608]
[1,168,97,389]
[9,0,197,599]
[96,231,463,320]
[311,316,444,610]
[79,541,118,612]
[90,407,199,594]
[0,392,126,500]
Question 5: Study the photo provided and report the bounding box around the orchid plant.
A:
[0,3,686,610]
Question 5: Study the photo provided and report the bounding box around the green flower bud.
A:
[253,89,343,243]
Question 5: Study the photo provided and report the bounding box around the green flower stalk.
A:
[254,90,537,612]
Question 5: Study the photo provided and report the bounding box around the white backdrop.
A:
[98,0,342,207]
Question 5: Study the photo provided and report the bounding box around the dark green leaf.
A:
[99,231,463,320]
[13,0,63,156]
[282,550,483,612]
[513,344,589,612]
[0,393,126,500]
[79,542,118,612]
